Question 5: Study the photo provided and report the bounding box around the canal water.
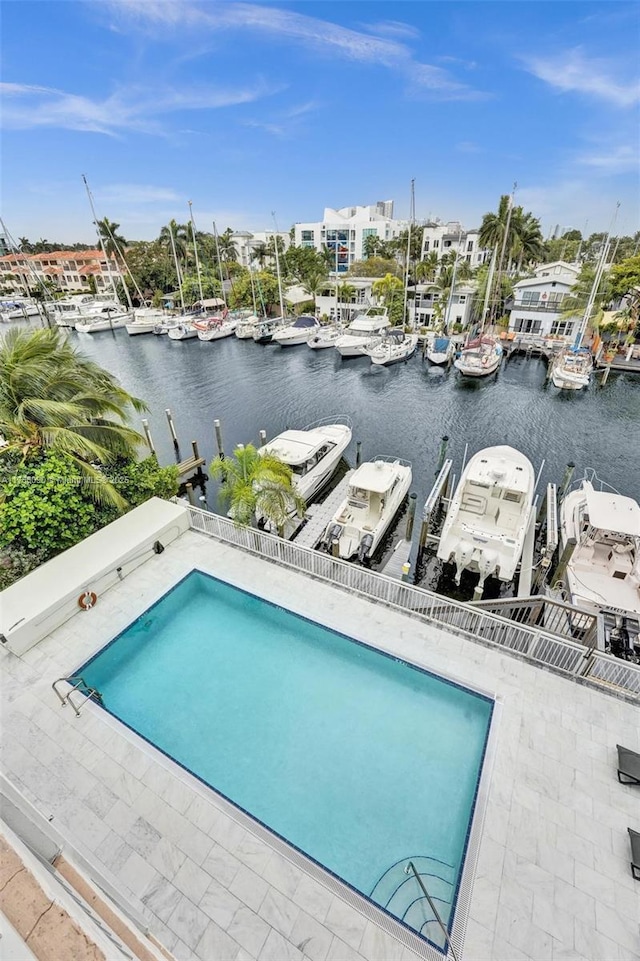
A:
[68,328,640,509]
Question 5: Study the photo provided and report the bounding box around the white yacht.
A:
[195,312,238,341]
[437,446,535,591]
[272,315,320,346]
[334,307,391,358]
[559,479,640,617]
[426,335,456,365]
[365,328,418,366]
[454,335,502,377]
[551,346,593,390]
[53,295,124,328]
[0,299,40,322]
[75,307,131,332]
[259,418,352,505]
[307,325,342,349]
[322,457,412,562]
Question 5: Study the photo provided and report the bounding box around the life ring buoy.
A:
[78,591,97,610]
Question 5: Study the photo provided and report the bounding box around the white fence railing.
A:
[185,506,640,701]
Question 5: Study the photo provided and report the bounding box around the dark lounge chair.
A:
[628,829,640,880]
[616,745,640,784]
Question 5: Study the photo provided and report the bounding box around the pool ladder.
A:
[52,676,103,717]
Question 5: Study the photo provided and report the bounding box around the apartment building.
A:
[0,250,121,294]
[294,202,407,273]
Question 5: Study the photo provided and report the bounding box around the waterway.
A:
[67,328,640,511]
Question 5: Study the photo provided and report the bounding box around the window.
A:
[546,292,565,307]
[467,240,474,252]
[423,240,430,251]
[513,317,542,334]
[458,295,466,304]
[301,230,314,242]
[521,291,540,305]
[550,319,574,336]
[433,240,440,249]
[444,240,452,248]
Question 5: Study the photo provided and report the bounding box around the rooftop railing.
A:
[185,505,640,702]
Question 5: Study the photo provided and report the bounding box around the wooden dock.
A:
[381,538,412,579]
[292,471,354,549]
[177,455,206,478]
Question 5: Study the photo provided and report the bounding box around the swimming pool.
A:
[80,570,493,951]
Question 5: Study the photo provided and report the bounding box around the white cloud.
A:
[241,99,320,138]
[94,184,183,205]
[360,20,421,41]
[522,48,640,107]
[577,145,638,173]
[104,0,485,101]
[0,79,281,136]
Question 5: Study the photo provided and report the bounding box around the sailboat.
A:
[254,221,288,343]
[364,327,418,366]
[550,209,617,391]
[236,268,264,338]
[454,247,503,377]
[426,334,456,365]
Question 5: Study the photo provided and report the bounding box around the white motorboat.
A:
[307,325,341,349]
[0,299,40,322]
[253,317,287,344]
[365,328,418,366]
[454,335,503,377]
[426,335,455,365]
[272,315,320,346]
[196,316,238,341]
[53,295,124,328]
[551,346,593,390]
[259,417,352,505]
[334,308,391,358]
[437,445,535,592]
[321,457,412,561]
[559,478,640,617]
[75,307,131,332]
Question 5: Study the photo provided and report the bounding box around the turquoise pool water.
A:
[81,571,493,945]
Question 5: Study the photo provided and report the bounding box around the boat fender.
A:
[78,591,97,610]
[325,523,343,546]
[482,357,488,367]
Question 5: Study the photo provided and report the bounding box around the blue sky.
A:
[2,1,639,244]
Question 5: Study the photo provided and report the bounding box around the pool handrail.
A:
[405,861,459,961]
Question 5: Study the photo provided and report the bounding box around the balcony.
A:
[508,298,567,313]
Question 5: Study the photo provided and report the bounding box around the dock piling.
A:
[559,462,575,500]
[600,365,611,386]
[165,408,180,460]
[330,538,340,557]
[259,429,267,446]
[435,435,449,475]
[185,483,195,506]
[214,418,225,460]
[406,492,417,540]
[141,418,156,456]
[401,562,411,582]
[552,537,576,589]
[356,441,362,467]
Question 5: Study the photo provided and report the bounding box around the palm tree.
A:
[0,328,147,508]
[302,268,329,301]
[510,212,544,272]
[159,220,189,269]
[362,235,382,260]
[216,228,238,264]
[18,237,33,253]
[415,252,439,282]
[251,242,269,269]
[96,218,127,261]
[211,444,306,535]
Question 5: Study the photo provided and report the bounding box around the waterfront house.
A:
[507,261,580,342]
[410,281,477,329]
[420,220,491,269]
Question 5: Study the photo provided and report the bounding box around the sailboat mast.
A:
[188,201,204,304]
[169,225,186,314]
[480,246,498,334]
[212,222,227,308]
[99,218,134,309]
[575,202,619,346]
[271,212,285,318]
[443,227,463,334]
[403,179,415,329]
[82,174,119,302]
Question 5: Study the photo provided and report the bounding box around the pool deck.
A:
[2,528,639,961]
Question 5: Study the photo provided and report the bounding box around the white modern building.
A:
[421,220,490,269]
[294,202,408,273]
[410,282,477,329]
[507,261,580,341]
[231,231,290,268]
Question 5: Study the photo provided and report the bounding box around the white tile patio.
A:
[1,528,639,961]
